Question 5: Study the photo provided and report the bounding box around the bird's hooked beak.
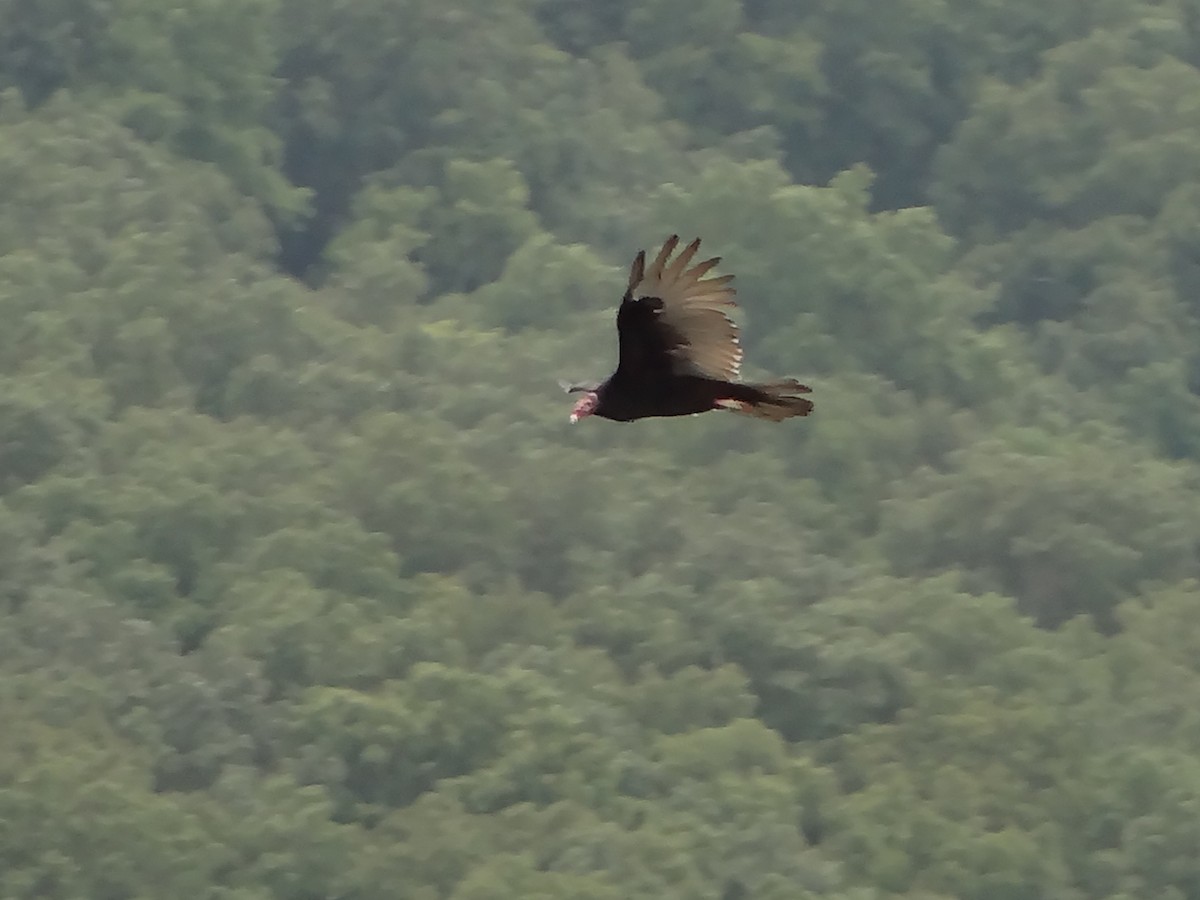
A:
[569,391,598,424]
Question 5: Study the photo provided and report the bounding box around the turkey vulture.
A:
[567,235,813,423]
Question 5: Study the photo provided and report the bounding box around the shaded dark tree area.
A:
[3,1,1200,897]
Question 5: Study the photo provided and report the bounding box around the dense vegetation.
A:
[3,0,1200,896]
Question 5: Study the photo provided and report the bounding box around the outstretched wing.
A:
[615,235,742,382]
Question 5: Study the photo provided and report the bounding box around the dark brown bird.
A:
[566,235,814,424]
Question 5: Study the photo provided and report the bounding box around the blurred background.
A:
[2,0,1200,897]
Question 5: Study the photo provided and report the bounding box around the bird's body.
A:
[590,368,790,421]
[567,236,814,424]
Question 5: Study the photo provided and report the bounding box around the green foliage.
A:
[419,158,540,296]
[881,431,1200,627]
[4,1,1200,898]
[0,698,227,899]
[0,0,301,215]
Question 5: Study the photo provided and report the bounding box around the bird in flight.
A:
[565,235,813,424]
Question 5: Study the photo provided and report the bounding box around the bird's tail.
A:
[718,378,814,421]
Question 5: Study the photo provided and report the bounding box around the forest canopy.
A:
[3,0,1200,897]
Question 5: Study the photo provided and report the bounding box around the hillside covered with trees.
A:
[4,0,1200,897]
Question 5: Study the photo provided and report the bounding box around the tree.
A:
[0,0,300,216]
[879,432,1200,627]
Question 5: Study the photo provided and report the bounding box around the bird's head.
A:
[560,380,600,424]
[569,390,598,424]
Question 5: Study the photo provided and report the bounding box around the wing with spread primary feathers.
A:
[615,235,742,382]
